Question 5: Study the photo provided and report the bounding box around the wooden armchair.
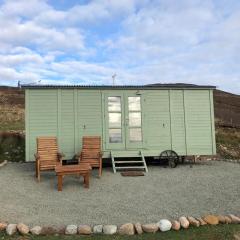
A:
[35,136,64,182]
[76,136,102,177]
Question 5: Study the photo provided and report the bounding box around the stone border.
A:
[0,214,239,236]
[0,160,7,168]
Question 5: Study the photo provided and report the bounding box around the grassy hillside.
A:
[0,86,239,160]
[0,86,24,131]
[214,90,240,159]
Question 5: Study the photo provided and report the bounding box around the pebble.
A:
[158,219,172,232]
[65,225,77,235]
[6,224,17,236]
[187,217,200,227]
[0,222,7,231]
[203,215,219,225]
[118,223,135,235]
[179,216,189,229]
[17,223,29,235]
[93,225,103,234]
[78,225,92,235]
[134,223,143,234]
[103,225,117,235]
[30,226,42,235]
[229,214,240,224]
[225,216,232,224]
[142,223,158,233]
[171,220,181,230]
[196,217,207,225]
[216,215,226,223]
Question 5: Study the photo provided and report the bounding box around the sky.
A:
[0,0,239,94]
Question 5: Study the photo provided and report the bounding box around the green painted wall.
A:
[25,88,216,161]
[144,90,171,151]
[170,90,186,155]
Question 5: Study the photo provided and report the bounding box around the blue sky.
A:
[0,0,239,94]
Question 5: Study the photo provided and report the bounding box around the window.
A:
[108,96,122,143]
[128,97,142,142]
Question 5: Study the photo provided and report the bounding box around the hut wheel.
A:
[159,150,179,168]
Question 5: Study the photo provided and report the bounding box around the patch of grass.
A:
[0,132,25,162]
[0,105,24,131]
[0,122,25,131]
[0,225,240,240]
[216,127,240,146]
[216,126,240,159]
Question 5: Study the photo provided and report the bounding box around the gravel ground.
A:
[0,161,239,226]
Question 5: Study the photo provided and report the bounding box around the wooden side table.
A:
[55,163,92,191]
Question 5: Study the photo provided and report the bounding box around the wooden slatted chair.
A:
[77,136,102,177]
[35,136,64,182]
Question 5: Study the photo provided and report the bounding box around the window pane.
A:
[128,97,141,111]
[109,113,121,128]
[129,128,142,142]
[108,97,121,111]
[129,112,141,127]
[109,129,122,143]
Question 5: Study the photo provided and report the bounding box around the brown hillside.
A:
[214,89,240,128]
[0,86,24,131]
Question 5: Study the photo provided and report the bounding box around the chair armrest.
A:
[75,153,81,159]
[57,152,65,164]
[98,152,103,158]
[34,153,40,161]
[75,152,82,164]
[57,152,65,158]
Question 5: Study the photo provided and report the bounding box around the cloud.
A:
[0,0,50,18]
[0,0,239,94]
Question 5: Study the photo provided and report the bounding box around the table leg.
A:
[84,173,89,188]
[58,175,63,191]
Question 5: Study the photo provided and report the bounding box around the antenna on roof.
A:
[18,80,41,88]
[112,73,117,86]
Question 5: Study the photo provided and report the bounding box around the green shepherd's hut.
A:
[23,83,216,172]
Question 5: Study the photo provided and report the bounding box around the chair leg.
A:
[37,171,40,182]
[98,160,102,178]
[36,161,40,182]
[84,173,90,188]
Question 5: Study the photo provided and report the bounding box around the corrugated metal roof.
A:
[21,83,216,89]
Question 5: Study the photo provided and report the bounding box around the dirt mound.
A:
[0,86,24,106]
[214,89,240,128]
[0,86,24,131]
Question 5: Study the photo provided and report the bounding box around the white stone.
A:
[103,225,117,235]
[158,219,172,232]
[179,216,190,229]
[30,226,42,235]
[17,223,29,235]
[65,225,77,235]
[93,225,103,234]
[6,224,17,236]
[134,223,143,234]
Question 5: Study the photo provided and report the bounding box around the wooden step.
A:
[115,166,146,169]
[114,160,144,164]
